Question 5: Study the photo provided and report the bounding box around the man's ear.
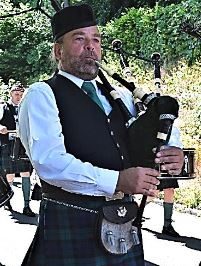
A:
[54,43,62,60]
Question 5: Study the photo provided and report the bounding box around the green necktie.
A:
[81,81,104,111]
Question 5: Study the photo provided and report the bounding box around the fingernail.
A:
[155,158,160,163]
[152,148,156,153]
[160,146,166,150]
[161,165,166,170]
[168,171,174,175]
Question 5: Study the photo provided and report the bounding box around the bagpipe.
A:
[96,41,195,224]
[98,39,195,179]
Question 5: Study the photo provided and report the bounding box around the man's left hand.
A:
[155,146,184,175]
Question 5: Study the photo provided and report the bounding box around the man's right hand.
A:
[0,125,8,134]
[117,167,160,197]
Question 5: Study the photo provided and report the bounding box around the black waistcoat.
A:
[0,103,17,145]
[46,74,131,171]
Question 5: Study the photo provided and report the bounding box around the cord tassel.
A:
[119,238,127,254]
[106,231,115,246]
[131,228,140,245]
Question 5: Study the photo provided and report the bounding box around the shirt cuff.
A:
[95,167,119,197]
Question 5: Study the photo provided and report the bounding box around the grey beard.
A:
[61,62,99,80]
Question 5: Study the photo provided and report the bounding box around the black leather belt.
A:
[40,180,132,210]
[41,178,105,206]
[43,190,106,206]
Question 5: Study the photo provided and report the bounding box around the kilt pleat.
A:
[22,199,145,266]
[0,142,32,174]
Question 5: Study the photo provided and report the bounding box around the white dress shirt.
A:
[19,70,182,197]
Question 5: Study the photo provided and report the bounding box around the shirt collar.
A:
[58,70,98,90]
[8,99,18,107]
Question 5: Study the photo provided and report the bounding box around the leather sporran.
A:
[98,201,140,255]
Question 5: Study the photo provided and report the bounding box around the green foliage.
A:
[104,0,201,66]
[158,180,201,211]
[0,0,200,85]
[163,62,201,177]
[174,182,201,209]
[0,78,9,101]
[162,61,201,144]
[71,0,184,24]
[0,1,54,85]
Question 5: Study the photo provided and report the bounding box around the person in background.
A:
[145,169,182,237]
[0,84,35,217]
[19,4,184,266]
[155,64,181,238]
[159,181,180,237]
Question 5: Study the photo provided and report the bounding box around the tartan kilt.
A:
[22,199,145,266]
[0,142,32,174]
[157,179,179,191]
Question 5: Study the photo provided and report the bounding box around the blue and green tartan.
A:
[0,142,32,175]
[22,198,145,266]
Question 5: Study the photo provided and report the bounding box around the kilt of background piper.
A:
[0,142,32,174]
[22,199,145,266]
[157,179,179,191]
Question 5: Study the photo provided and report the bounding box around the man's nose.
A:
[85,40,95,50]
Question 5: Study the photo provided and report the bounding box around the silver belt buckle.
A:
[8,132,16,141]
[105,191,124,201]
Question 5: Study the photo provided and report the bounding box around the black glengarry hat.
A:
[10,84,25,93]
[51,4,97,41]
